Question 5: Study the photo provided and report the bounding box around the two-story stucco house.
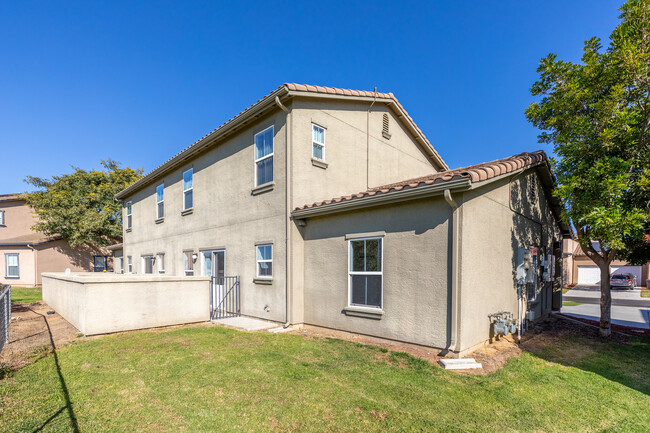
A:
[114,83,570,355]
[0,194,111,286]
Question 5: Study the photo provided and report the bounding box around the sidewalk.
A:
[560,303,650,329]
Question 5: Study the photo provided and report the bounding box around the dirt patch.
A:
[292,325,523,375]
[0,302,81,371]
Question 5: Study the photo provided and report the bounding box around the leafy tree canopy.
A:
[526,0,650,335]
[24,160,142,248]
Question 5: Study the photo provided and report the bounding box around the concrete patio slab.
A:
[213,316,278,331]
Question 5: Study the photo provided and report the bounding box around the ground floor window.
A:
[5,253,19,279]
[142,255,154,274]
[349,237,383,308]
[184,251,195,276]
[118,257,124,274]
[127,256,133,273]
[156,253,165,273]
[256,244,272,278]
[93,255,108,272]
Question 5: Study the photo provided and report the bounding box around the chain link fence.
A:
[0,284,10,353]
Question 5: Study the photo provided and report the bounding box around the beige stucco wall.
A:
[290,98,439,209]
[35,239,108,284]
[0,246,36,286]
[120,97,442,325]
[0,198,38,241]
[300,198,452,348]
[42,273,210,335]
[122,109,289,323]
[457,170,563,352]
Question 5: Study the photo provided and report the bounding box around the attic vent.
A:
[382,113,391,139]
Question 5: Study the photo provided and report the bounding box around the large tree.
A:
[24,160,142,248]
[526,0,650,337]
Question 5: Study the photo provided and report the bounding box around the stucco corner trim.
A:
[125,228,132,233]
[181,208,194,216]
[311,158,328,169]
[343,306,384,320]
[251,182,275,196]
[253,278,273,285]
[155,218,165,224]
[345,231,386,240]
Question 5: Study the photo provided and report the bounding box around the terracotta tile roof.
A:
[294,150,549,211]
[115,83,447,199]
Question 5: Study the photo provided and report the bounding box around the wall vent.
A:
[382,113,391,139]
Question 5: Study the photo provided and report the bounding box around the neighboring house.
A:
[0,194,111,286]
[563,238,649,287]
[114,83,570,355]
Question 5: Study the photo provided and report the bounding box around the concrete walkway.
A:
[561,303,650,329]
[212,316,278,331]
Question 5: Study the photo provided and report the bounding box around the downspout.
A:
[444,189,461,354]
[276,96,291,328]
[366,88,377,190]
[28,243,37,287]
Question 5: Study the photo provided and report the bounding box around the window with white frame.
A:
[183,169,193,210]
[256,244,273,278]
[156,253,165,273]
[312,124,325,160]
[254,126,274,186]
[126,202,132,229]
[184,251,195,276]
[0,210,5,225]
[118,257,124,274]
[349,237,383,308]
[5,253,19,278]
[142,255,154,274]
[127,256,133,273]
[156,184,164,219]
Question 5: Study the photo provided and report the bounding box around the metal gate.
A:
[0,285,10,353]
[211,276,240,320]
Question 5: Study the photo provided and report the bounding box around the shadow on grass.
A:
[28,307,80,433]
[522,316,650,396]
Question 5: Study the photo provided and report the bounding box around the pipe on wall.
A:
[444,189,461,354]
[276,96,292,328]
[366,88,377,190]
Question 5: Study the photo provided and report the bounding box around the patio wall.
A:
[42,272,210,335]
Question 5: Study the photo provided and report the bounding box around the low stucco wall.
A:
[42,273,210,335]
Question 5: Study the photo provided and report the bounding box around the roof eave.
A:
[292,178,472,219]
[115,87,290,200]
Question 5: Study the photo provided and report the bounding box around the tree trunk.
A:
[598,262,612,337]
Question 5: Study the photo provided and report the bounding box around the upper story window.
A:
[0,210,5,226]
[312,124,325,161]
[125,202,132,230]
[256,244,273,278]
[156,184,164,219]
[183,169,193,210]
[255,126,274,186]
[5,253,19,279]
[349,237,383,309]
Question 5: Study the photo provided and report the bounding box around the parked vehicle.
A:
[610,273,637,288]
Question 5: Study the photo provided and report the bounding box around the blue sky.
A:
[0,1,620,193]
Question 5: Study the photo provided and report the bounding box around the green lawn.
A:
[562,288,571,294]
[562,301,584,307]
[1,325,649,432]
[9,286,42,304]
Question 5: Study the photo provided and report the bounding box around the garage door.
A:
[577,265,642,286]
[611,266,642,284]
[577,265,601,285]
